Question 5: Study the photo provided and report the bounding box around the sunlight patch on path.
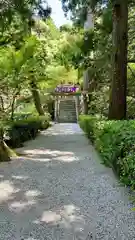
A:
[17,149,78,162]
[33,204,85,230]
[0,123,135,239]
[9,200,36,213]
[0,180,19,203]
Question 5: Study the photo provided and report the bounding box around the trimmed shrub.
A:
[4,115,50,148]
[79,115,135,189]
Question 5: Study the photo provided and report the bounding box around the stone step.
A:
[58,120,77,123]
[60,111,76,113]
[60,101,75,104]
[57,99,77,123]
[60,105,76,108]
[60,100,75,102]
[58,116,77,119]
[59,100,75,102]
[60,109,76,112]
[59,116,77,119]
[59,114,77,117]
[59,116,76,118]
[59,104,76,108]
[60,104,76,106]
[60,114,76,117]
[60,106,76,109]
[59,101,76,104]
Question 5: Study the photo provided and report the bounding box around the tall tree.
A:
[5,0,51,116]
[61,0,129,120]
[27,1,51,116]
[108,1,128,119]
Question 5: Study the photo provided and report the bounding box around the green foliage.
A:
[0,15,83,125]
[4,115,50,148]
[56,27,95,71]
[0,0,51,30]
[60,24,73,32]
[12,115,50,131]
[61,0,100,24]
[79,115,135,189]
[89,84,135,120]
[0,14,27,49]
[56,28,83,69]
[102,5,112,34]
[89,86,109,116]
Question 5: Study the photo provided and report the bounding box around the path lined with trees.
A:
[1,0,135,160]
[0,0,135,238]
[0,123,135,239]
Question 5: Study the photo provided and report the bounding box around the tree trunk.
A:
[83,93,88,114]
[83,70,89,114]
[30,80,44,116]
[108,0,128,120]
[0,128,10,162]
[28,18,44,116]
[11,97,15,121]
[10,91,19,121]
[88,79,97,105]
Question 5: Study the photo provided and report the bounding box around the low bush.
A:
[4,115,50,148]
[79,115,135,189]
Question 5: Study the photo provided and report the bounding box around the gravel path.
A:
[0,123,135,240]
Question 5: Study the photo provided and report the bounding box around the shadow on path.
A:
[0,123,135,240]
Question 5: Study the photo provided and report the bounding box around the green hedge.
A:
[79,115,135,188]
[4,115,50,148]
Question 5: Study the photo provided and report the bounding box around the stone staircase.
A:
[58,99,77,123]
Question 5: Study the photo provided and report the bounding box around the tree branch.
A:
[128,59,135,63]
